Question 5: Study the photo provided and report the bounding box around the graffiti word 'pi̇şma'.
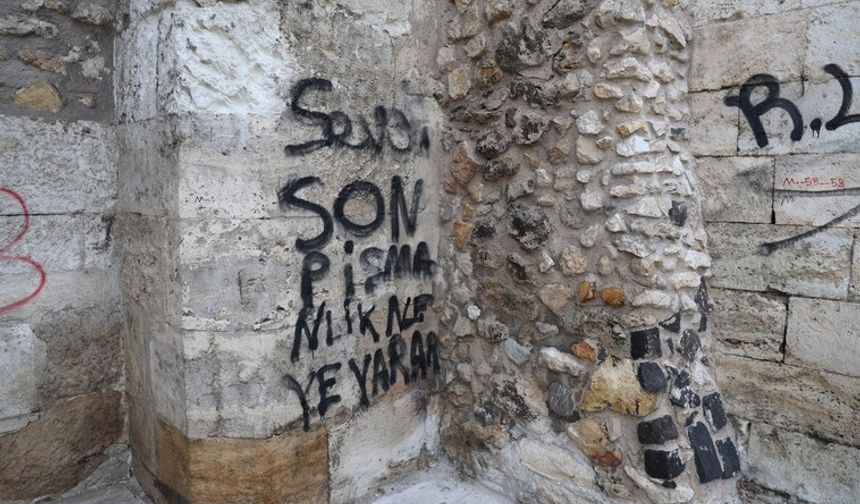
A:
[284,78,430,157]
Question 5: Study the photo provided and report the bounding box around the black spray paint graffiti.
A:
[284,78,431,157]
[725,64,860,254]
[724,64,860,148]
[277,175,439,431]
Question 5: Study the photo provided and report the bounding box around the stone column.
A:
[117,1,445,502]
[436,0,741,502]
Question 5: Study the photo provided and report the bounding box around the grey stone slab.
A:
[689,90,740,157]
[708,223,852,299]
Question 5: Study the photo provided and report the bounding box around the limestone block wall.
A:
[0,1,124,501]
[117,1,446,502]
[435,0,741,503]
[688,1,860,502]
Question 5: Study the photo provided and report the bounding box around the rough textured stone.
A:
[0,391,122,500]
[636,362,667,392]
[644,449,685,480]
[747,423,860,504]
[601,287,626,307]
[547,382,577,420]
[637,415,678,445]
[508,203,551,250]
[785,297,860,378]
[688,422,723,483]
[581,357,657,417]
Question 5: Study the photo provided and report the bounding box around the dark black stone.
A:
[669,127,687,141]
[695,278,714,314]
[702,392,728,431]
[547,381,577,420]
[669,200,688,227]
[482,159,518,181]
[659,311,682,333]
[475,129,511,160]
[662,480,677,489]
[630,327,662,359]
[644,449,685,480]
[716,437,741,479]
[637,415,678,445]
[472,222,496,239]
[688,422,723,484]
[685,411,699,427]
[670,387,701,409]
[679,330,701,362]
[698,313,708,332]
[669,368,690,387]
[507,254,536,285]
[666,337,675,354]
[637,362,668,392]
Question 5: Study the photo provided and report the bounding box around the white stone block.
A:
[774,154,860,227]
[0,324,45,431]
[785,297,860,377]
[698,156,773,223]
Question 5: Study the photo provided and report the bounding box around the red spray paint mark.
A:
[0,187,46,314]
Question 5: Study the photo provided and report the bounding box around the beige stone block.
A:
[690,0,801,26]
[774,154,860,227]
[698,156,773,223]
[712,289,785,362]
[689,90,739,156]
[747,423,860,504]
[716,353,860,446]
[708,223,852,299]
[785,297,860,377]
[690,11,805,92]
[12,80,62,113]
[152,421,330,504]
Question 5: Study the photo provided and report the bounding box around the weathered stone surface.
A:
[542,0,587,29]
[689,11,805,92]
[698,156,773,223]
[636,362,667,392]
[18,49,65,74]
[480,280,540,321]
[581,357,657,417]
[153,421,329,504]
[0,391,122,500]
[602,286,626,307]
[625,466,694,504]
[804,3,860,83]
[13,80,63,112]
[568,418,622,468]
[747,423,860,504]
[708,223,852,299]
[785,297,860,378]
[71,2,113,26]
[452,142,480,184]
[0,14,57,37]
[690,0,800,26]
[644,449,685,480]
[637,415,678,445]
[687,422,722,483]
[518,438,595,487]
[508,203,551,249]
[716,353,860,446]
[774,154,860,227]
[538,283,572,316]
[712,289,785,362]
[688,91,739,156]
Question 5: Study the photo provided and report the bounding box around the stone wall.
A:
[0,1,124,501]
[689,1,860,503]
[116,1,446,503]
[436,0,742,502]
